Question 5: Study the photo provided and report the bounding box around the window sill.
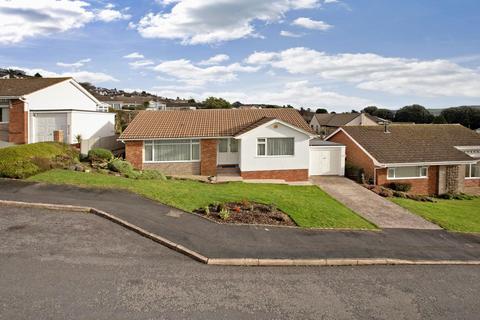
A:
[387,177,428,180]
[465,177,480,180]
[255,155,295,159]
[144,160,201,164]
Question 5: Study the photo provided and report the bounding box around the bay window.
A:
[257,138,294,156]
[144,139,200,162]
[387,166,428,179]
[466,163,480,178]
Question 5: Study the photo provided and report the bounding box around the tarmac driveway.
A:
[311,176,441,229]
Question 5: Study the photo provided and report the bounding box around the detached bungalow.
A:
[119,109,346,181]
[309,112,380,136]
[327,124,480,195]
[0,77,115,146]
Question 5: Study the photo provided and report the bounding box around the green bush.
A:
[389,182,412,192]
[87,148,113,162]
[138,169,166,180]
[0,142,78,179]
[108,158,133,174]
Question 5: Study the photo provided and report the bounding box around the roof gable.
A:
[119,108,314,140]
[330,124,480,164]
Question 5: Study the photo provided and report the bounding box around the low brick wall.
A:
[144,162,200,175]
[465,178,480,187]
[241,169,309,182]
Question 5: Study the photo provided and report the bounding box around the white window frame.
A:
[256,137,295,158]
[465,163,480,179]
[143,139,201,163]
[387,166,428,180]
[0,100,10,124]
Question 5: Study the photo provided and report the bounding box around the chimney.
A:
[384,121,390,133]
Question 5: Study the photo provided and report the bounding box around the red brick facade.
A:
[125,141,143,170]
[241,169,309,182]
[200,139,217,176]
[328,130,376,179]
[376,166,439,195]
[8,99,28,144]
[465,178,480,187]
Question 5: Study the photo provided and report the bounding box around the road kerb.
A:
[0,200,90,213]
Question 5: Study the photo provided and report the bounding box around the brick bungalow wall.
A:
[328,130,375,179]
[241,169,309,182]
[144,162,200,175]
[200,139,217,176]
[465,178,480,187]
[376,166,439,195]
[125,141,143,170]
[8,99,28,144]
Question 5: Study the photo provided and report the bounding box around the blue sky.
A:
[1,0,480,111]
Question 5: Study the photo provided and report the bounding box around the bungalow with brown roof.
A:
[310,112,380,137]
[119,109,346,181]
[326,124,480,195]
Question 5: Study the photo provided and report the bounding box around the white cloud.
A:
[123,52,145,59]
[0,0,131,44]
[0,0,95,44]
[292,17,332,31]
[198,54,230,65]
[246,47,480,98]
[280,30,304,37]
[56,58,91,68]
[129,60,155,69]
[151,80,369,110]
[135,0,321,44]
[153,59,259,85]
[9,66,118,83]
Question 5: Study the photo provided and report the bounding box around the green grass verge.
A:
[392,198,480,233]
[29,169,375,229]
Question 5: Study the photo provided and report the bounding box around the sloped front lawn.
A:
[29,169,375,229]
[392,198,480,233]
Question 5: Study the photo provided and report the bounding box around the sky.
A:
[1,0,480,112]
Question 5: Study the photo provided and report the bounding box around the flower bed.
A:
[195,201,296,226]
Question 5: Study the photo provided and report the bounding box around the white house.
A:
[0,77,115,147]
[119,109,345,181]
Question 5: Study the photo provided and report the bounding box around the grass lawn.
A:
[29,169,375,229]
[392,198,480,233]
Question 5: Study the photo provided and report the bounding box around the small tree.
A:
[315,108,328,114]
[432,115,447,124]
[203,97,232,109]
[394,104,434,123]
[34,72,42,78]
[362,106,378,115]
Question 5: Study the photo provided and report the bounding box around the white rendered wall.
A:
[70,111,115,144]
[25,80,98,111]
[239,123,310,172]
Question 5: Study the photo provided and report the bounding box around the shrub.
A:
[219,208,230,220]
[389,182,412,192]
[438,193,476,200]
[345,162,364,183]
[87,148,113,162]
[138,169,166,181]
[108,158,133,174]
[0,142,78,179]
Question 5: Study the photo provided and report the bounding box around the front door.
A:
[217,138,239,165]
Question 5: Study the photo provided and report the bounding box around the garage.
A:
[309,139,346,176]
[33,112,68,143]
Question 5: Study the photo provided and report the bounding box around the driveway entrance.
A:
[311,176,441,229]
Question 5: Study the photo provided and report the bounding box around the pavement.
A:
[0,179,479,263]
[312,176,440,229]
[1,206,480,320]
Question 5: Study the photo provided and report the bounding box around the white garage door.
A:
[309,147,344,176]
[34,113,68,143]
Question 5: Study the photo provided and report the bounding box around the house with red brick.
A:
[119,109,347,181]
[326,124,480,195]
[0,77,115,147]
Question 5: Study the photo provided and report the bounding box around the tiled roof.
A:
[119,109,314,140]
[0,77,71,96]
[313,113,379,126]
[339,124,480,164]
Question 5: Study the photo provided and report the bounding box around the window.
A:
[144,139,200,162]
[219,138,238,153]
[387,166,428,179]
[229,139,238,152]
[0,107,9,123]
[218,139,228,153]
[257,138,294,156]
[466,163,480,178]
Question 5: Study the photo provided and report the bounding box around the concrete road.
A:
[1,206,479,320]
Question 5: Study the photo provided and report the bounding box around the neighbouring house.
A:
[119,109,346,181]
[99,96,167,110]
[310,113,380,137]
[0,77,115,148]
[326,124,480,195]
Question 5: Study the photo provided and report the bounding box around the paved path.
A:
[0,179,479,261]
[312,176,440,229]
